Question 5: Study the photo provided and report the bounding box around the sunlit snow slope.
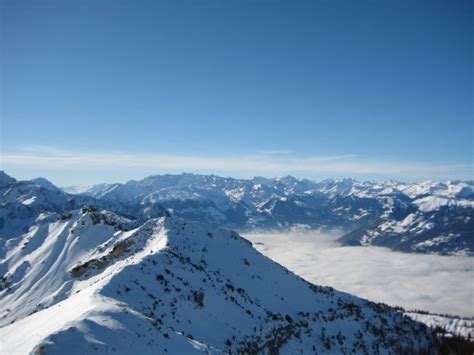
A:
[0,210,436,354]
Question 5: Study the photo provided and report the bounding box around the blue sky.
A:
[1,0,472,185]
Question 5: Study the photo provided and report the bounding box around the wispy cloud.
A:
[1,145,472,181]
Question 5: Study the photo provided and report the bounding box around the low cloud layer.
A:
[2,145,472,182]
[244,231,474,317]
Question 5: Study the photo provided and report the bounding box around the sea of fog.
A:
[243,231,474,317]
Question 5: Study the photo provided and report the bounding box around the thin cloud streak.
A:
[1,146,472,180]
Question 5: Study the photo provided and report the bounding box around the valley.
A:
[245,230,474,316]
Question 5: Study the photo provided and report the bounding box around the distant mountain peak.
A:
[0,170,16,186]
[30,177,60,191]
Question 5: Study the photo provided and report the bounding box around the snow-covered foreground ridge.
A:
[0,210,437,354]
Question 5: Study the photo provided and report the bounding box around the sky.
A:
[1,0,473,186]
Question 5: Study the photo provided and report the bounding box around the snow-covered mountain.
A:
[0,174,98,241]
[64,173,474,256]
[338,181,474,255]
[0,208,438,354]
[0,172,168,241]
[2,171,472,255]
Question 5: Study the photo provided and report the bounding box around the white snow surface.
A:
[0,212,435,354]
[414,195,474,212]
[405,312,474,339]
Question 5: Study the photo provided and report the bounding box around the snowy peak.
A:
[0,213,437,354]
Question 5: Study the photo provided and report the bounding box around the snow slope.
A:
[0,208,134,324]
[405,312,474,339]
[0,211,436,354]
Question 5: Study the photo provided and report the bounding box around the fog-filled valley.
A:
[245,230,474,317]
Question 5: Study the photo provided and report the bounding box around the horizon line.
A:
[1,145,472,186]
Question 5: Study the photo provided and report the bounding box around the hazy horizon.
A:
[2,168,474,188]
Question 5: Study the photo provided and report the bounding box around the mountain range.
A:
[58,172,474,256]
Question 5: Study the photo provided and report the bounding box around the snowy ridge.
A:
[0,211,437,354]
[0,208,135,324]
